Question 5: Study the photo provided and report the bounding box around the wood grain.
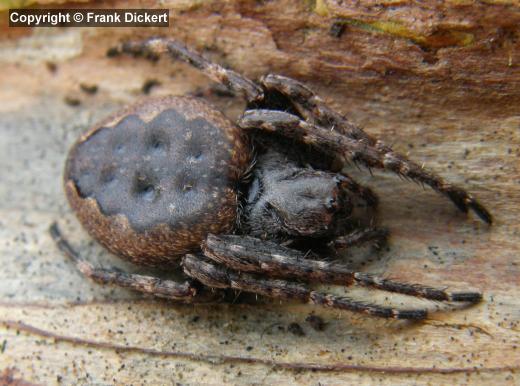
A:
[0,0,519,384]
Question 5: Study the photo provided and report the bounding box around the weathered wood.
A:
[0,0,519,384]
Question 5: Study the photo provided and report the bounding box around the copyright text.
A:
[9,9,169,27]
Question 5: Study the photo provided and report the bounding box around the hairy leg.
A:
[238,109,492,224]
[331,227,388,250]
[50,223,202,301]
[202,234,482,303]
[183,253,427,320]
[260,74,383,144]
[118,37,264,103]
[336,174,379,207]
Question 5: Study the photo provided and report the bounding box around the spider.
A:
[50,37,491,321]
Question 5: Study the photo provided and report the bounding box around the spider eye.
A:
[333,176,344,186]
[325,197,337,211]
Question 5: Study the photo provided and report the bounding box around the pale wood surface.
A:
[0,1,519,384]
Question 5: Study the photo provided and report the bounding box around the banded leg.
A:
[260,74,383,144]
[238,109,492,224]
[331,227,388,250]
[183,254,427,320]
[50,223,202,301]
[202,234,482,303]
[336,174,379,207]
[118,37,264,103]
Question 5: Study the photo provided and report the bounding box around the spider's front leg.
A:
[50,223,214,302]
[182,253,428,320]
[260,74,370,140]
[238,110,492,224]
[181,234,481,320]
[202,234,481,303]
[335,174,379,208]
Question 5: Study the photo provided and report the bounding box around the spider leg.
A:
[238,109,492,224]
[183,253,427,320]
[49,223,203,301]
[202,234,482,304]
[118,37,264,103]
[260,74,379,143]
[331,227,389,250]
[336,174,379,207]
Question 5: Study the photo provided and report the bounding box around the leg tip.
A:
[451,292,483,303]
[396,309,428,320]
[49,222,60,239]
[446,189,492,225]
[469,201,493,225]
[106,46,122,58]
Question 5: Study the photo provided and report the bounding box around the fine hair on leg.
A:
[202,234,482,303]
[238,109,492,224]
[50,223,199,301]
[118,37,263,103]
[331,227,389,249]
[183,253,428,320]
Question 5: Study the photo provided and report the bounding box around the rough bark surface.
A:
[0,0,519,384]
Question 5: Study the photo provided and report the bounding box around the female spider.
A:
[51,37,490,320]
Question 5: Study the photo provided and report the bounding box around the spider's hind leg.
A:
[50,223,207,302]
[116,37,264,103]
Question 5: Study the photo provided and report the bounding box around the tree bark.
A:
[0,1,519,384]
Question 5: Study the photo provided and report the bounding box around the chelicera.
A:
[50,37,491,320]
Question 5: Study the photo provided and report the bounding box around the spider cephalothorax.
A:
[51,37,490,321]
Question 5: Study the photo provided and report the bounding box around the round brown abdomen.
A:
[65,96,249,267]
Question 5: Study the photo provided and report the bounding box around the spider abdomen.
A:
[65,96,249,266]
